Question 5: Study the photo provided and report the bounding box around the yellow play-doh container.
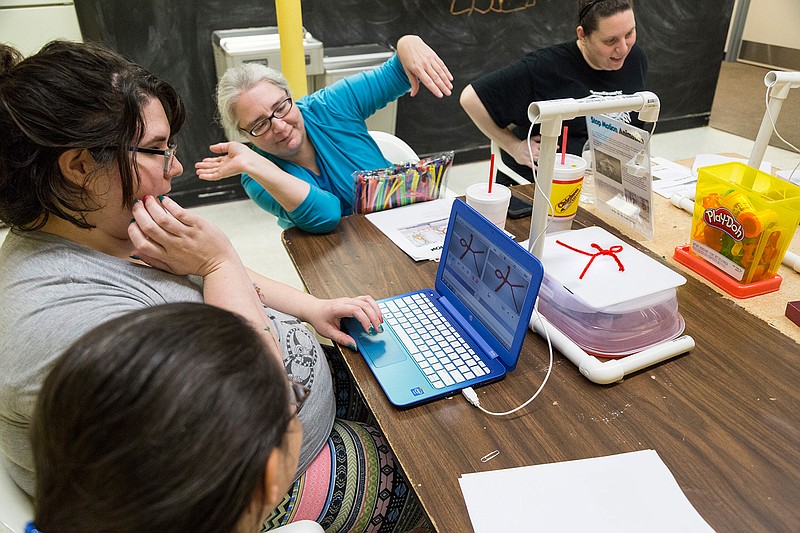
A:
[675,162,800,297]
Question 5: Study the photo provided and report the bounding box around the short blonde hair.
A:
[216,63,290,132]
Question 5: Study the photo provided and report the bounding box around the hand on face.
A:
[128,195,239,277]
[396,35,454,98]
[302,295,383,349]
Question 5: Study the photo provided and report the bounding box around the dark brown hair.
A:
[577,0,634,35]
[0,40,185,230]
[31,303,291,533]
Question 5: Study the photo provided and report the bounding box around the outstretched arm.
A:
[396,35,453,98]
[246,268,383,350]
[460,84,540,167]
[195,141,310,212]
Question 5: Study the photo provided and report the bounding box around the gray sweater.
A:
[0,230,334,495]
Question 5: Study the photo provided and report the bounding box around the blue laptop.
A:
[343,198,544,407]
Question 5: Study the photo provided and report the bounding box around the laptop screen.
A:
[440,211,535,350]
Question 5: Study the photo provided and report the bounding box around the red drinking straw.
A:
[561,125,568,165]
[488,152,496,193]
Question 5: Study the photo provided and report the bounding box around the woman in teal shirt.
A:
[196,35,452,233]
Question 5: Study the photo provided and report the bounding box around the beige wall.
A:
[0,2,82,57]
[742,0,800,50]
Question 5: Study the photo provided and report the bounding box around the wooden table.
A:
[283,186,799,532]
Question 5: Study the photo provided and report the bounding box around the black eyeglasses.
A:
[579,0,605,24]
[130,144,178,175]
[289,379,310,416]
[241,91,293,137]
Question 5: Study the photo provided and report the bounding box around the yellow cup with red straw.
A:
[547,126,587,233]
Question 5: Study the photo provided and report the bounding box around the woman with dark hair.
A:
[30,303,304,533]
[0,41,427,531]
[460,0,646,182]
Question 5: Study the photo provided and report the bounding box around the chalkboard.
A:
[74,0,735,206]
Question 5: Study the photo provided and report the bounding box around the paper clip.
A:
[480,450,500,463]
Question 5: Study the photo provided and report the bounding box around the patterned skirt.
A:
[263,419,429,532]
[262,347,430,532]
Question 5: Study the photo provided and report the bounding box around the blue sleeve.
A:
[240,56,409,234]
[318,54,410,121]
[241,172,341,234]
[287,186,341,233]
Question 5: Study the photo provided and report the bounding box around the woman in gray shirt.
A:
[0,41,426,531]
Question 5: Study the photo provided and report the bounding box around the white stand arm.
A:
[525,92,661,259]
[748,71,800,169]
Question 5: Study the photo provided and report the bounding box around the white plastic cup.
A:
[547,153,587,233]
[466,182,511,229]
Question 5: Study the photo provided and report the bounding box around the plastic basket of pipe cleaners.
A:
[352,151,454,214]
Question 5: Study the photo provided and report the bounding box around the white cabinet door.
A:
[0,4,82,57]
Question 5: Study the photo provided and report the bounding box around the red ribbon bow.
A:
[555,240,625,280]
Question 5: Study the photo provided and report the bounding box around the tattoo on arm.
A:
[253,282,269,308]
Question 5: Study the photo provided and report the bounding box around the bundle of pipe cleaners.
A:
[353,151,454,214]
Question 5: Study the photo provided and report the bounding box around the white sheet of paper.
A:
[458,449,714,533]
[650,156,697,199]
[651,155,773,201]
[365,197,455,261]
[651,156,694,181]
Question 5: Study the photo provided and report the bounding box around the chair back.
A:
[0,459,33,533]
[491,140,531,185]
[369,130,419,164]
[274,520,325,532]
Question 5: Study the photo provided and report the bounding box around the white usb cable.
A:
[462,306,554,416]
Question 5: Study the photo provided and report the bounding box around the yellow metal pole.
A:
[275,0,308,98]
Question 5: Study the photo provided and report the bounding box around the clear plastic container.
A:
[536,274,685,358]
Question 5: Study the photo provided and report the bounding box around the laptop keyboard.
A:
[380,293,490,389]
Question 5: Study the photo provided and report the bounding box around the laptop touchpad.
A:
[358,334,407,367]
